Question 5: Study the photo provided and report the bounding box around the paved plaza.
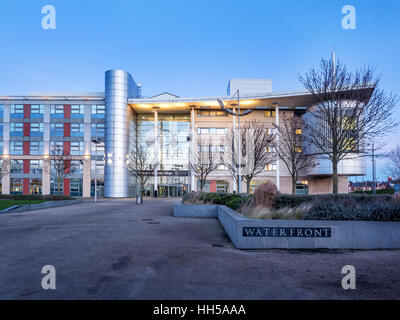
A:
[0,198,399,299]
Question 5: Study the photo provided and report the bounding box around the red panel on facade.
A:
[63,179,70,196]
[64,105,71,119]
[64,160,71,175]
[24,105,31,119]
[23,160,30,174]
[64,141,70,156]
[23,141,30,155]
[210,180,217,192]
[23,123,30,137]
[64,122,71,137]
[23,178,30,195]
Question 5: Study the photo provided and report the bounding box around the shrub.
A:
[183,192,249,211]
[253,182,279,207]
[303,198,400,221]
[0,195,75,201]
[273,194,393,209]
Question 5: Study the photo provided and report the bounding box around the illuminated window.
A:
[264,110,276,117]
[295,147,302,153]
[295,129,302,135]
[265,164,277,171]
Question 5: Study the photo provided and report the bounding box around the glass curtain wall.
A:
[136,113,190,197]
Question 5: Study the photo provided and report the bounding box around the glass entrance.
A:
[157,185,185,197]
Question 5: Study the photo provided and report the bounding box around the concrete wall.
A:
[174,203,218,218]
[217,206,400,249]
[173,203,400,249]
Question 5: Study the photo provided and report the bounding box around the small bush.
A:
[183,192,249,211]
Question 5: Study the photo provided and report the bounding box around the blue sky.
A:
[0,0,399,180]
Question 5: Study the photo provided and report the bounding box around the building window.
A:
[71,142,84,156]
[91,123,105,137]
[51,105,64,118]
[31,105,44,118]
[264,110,276,117]
[50,141,64,154]
[30,123,44,136]
[30,141,44,155]
[30,160,43,174]
[0,123,3,137]
[92,105,105,118]
[0,105,4,118]
[51,179,63,195]
[295,129,302,135]
[71,105,85,118]
[11,178,23,195]
[91,141,105,156]
[30,178,42,195]
[197,127,228,135]
[70,178,83,196]
[11,160,23,174]
[294,147,302,153]
[51,123,64,136]
[197,110,227,117]
[0,141,3,154]
[70,160,83,175]
[10,141,23,155]
[71,123,84,137]
[11,105,24,118]
[265,164,277,171]
[10,122,24,136]
[266,128,277,135]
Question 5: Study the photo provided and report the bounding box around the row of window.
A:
[196,110,283,118]
[0,105,105,118]
[8,178,84,196]
[5,122,104,137]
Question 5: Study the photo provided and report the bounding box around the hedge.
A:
[184,192,250,211]
[273,194,393,209]
[0,195,75,201]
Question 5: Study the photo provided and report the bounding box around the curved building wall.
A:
[302,101,366,177]
[306,155,366,176]
[104,70,139,198]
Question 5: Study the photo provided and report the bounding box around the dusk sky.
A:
[0,0,399,180]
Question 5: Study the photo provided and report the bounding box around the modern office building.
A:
[0,70,367,197]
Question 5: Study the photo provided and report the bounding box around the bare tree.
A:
[386,144,400,182]
[299,57,399,193]
[224,121,275,194]
[190,138,218,191]
[127,144,153,197]
[0,158,10,181]
[44,145,75,195]
[272,114,317,194]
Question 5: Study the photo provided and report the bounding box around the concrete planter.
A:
[0,200,84,214]
[174,203,400,249]
[173,203,218,218]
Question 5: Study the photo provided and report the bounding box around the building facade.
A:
[0,70,366,197]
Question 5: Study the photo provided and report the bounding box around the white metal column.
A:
[190,107,196,192]
[232,104,237,193]
[275,104,280,191]
[153,107,159,196]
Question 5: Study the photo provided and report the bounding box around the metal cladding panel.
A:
[104,70,139,198]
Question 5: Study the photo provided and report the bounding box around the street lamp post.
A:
[217,91,253,194]
[91,128,102,203]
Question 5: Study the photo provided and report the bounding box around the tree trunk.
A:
[332,160,339,194]
[292,175,296,195]
[200,179,205,191]
[57,178,61,195]
[246,177,251,194]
